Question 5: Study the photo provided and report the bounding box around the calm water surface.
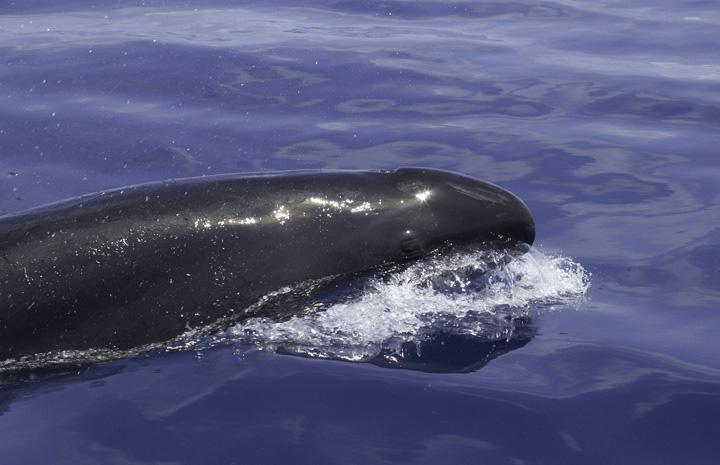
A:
[1,1,719,464]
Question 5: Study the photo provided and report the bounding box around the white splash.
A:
[224,246,590,362]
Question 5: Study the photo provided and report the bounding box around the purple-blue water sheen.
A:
[1,1,719,464]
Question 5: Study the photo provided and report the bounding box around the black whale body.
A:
[0,168,534,364]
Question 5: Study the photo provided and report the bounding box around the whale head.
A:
[381,167,535,258]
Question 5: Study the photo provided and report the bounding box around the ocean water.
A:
[1,1,719,464]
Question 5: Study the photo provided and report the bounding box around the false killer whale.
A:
[0,167,534,365]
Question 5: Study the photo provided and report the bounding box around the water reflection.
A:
[1,340,719,464]
[368,318,535,373]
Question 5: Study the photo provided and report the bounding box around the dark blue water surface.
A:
[1,1,719,464]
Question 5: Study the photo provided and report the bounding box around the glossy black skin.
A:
[0,168,534,361]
